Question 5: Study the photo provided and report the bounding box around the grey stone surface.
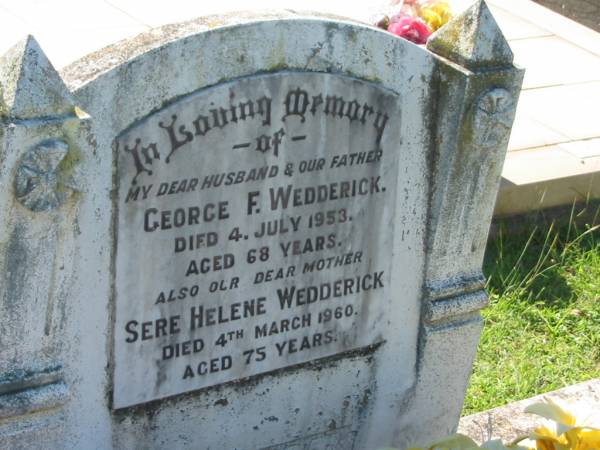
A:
[0,32,92,450]
[0,382,69,420]
[0,3,523,449]
[427,0,514,71]
[0,36,75,119]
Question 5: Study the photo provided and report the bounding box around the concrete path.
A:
[0,0,598,217]
[486,0,600,217]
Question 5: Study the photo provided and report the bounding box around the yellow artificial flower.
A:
[419,8,443,31]
[430,1,452,23]
[529,425,570,450]
[418,1,452,31]
[573,428,600,450]
[523,397,600,450]
[382,398,600,450]
[428,434,481,450]
[525,398,578,433]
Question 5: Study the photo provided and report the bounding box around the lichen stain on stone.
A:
[347,29,359,44]
[328,418,337,430]
[214,398,228,407]
[359,388,372,410]
[77,119,97,154]
[265,62,289,73]
[56,142,80,184]
[324,21,343,37]
[266,35,288,73]
[0,224,35,346]
[361,75,383,85]
[154,358,168,393]
[383,41,407,72]
[438,18,471,59]
[2,224,28,332]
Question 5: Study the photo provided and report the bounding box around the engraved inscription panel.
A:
[113,73,402,408]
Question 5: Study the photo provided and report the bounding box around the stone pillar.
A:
[0,36,91,447]
[391,1,524,446]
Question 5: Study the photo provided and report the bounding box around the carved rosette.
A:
[14,139,77,212]
[472,88,514,149]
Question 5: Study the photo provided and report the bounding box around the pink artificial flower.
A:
[387,14,432,44]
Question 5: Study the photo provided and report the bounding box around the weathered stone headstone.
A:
[0,2,523,449]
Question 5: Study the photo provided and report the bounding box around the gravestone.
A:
[0,2,523,449]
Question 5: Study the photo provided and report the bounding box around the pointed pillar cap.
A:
[426,0,514,71]
[0,35,75,120]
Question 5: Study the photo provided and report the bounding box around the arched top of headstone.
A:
[65,11,440,139]
[0,35,75,120]
[426,0,513,71]
[62,11,431,93]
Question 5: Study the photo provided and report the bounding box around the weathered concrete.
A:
[0,34,94,450]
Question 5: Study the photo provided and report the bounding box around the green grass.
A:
[462,206,600,416]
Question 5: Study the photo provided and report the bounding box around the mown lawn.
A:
[462,207,600,415]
